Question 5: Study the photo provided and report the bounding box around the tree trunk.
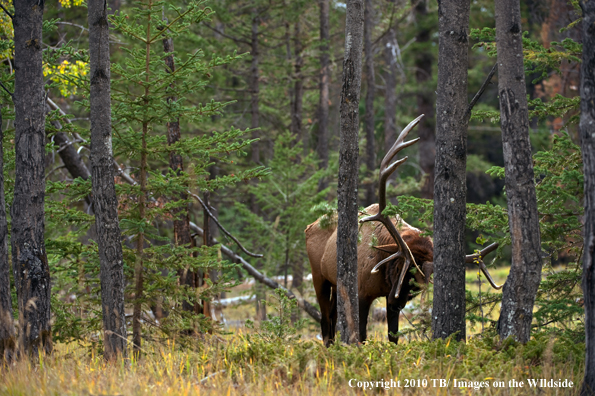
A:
[495,0,542,344]
[580,3,595,393]
[88,0,127,360]
[133,6,153,356]
[163,19,196,315]
[384,27,398,154]
[363,0,376,206]
[11,0,52,357]
[250,11,260,166]
[293,21,305,154]
[317,0,330,191]
[337,0,364,345]
[413,0,435,199]
[0,109,15,361]
[250,10,266,321]
[431,0,470,342]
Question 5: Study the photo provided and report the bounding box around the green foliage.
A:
[246,288,306,342]
[231,131,327,292]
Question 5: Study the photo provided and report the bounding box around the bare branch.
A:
[188,191,262,258]
[0,4,13,19]
[0,82,12,98]
[466,63,497,119]
[188,221,322,323]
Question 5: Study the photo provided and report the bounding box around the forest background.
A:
[0,0,590,394]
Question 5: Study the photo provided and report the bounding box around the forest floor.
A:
[0,267,584,396]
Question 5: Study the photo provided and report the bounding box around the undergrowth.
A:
[0,333,583,395]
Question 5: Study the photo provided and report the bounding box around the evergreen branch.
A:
[0,81,13,98]
[188,191,263,258]
[0,4,13,19]
[115,23,147,44]
[150,7,204,44]
[466,62,497,119]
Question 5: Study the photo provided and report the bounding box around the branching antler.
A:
[359,114,424,299]
[465,242,503,289]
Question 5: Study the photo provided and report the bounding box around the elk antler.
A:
[359,114,424,299]
[465,242,503,289]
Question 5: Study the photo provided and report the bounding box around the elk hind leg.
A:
[317,280,335,347]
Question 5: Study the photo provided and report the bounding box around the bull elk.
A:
[305,115,502,346]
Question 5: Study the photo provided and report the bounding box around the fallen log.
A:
[188,221,322,323]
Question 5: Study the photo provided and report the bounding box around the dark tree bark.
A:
[0,109,15,361]
[88,0,127,360]
[163,19,196,315]
[431,0,470,342]
[495,0,543,344]
[11,0,52,356]
[412,0,435,199]
[580,2,595,394]
[317,0,330,191]
[383,27,398,154]
[292,21,305,154]
[363,0,376,206]
[337,0,364,345]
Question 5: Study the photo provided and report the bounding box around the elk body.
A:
[305,116,501,346]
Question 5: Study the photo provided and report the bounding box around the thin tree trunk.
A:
[363,0,376,206]
[0,109,15,361]
[250,11,260,166]
[431,0,470,342]
[293,21,305,154]
[133,6,153,356]
[11,0,52,357]
[580,3,595,393]
[163,18,195,315]
[413,0,435,199]
[201,190,212,320]
[337,0,364,345]
[250,9,266,321]
[495,0,542,344]
[88,0,127,360]
[384,27,398,154]
[317,0,330,191]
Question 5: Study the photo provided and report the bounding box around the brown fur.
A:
[305,204,434,345]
